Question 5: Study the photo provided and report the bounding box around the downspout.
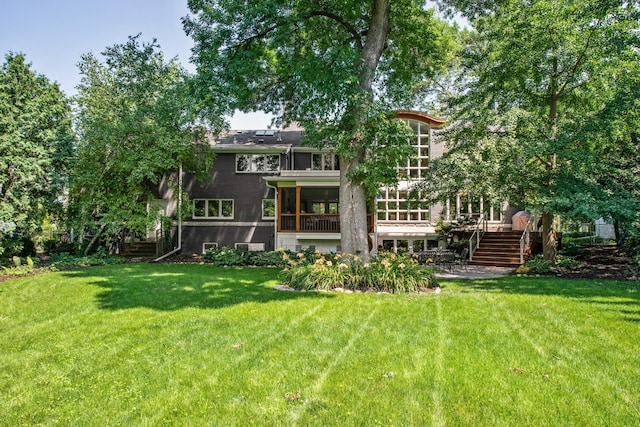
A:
[266,179,278,251]
[264,145,289,250]
[154,163,183,262]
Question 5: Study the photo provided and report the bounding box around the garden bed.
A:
[549,245,638,281]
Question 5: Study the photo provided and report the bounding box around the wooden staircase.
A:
[470,231,523,267]
[123,241,157,258]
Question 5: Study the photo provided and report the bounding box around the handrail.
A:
[468,214,488,261]
[519,215,535,264]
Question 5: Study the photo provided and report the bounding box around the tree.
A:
[71,35,215,251]
[424,0,639,262]
[184,0,456,261]
[0,53,74,233]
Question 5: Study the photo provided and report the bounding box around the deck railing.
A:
[468,214,488,261]
[279,213,372,233]
[519,215,535,264]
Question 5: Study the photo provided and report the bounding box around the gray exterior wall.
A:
[159,152,278,254]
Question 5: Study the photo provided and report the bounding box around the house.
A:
[147,110,520,263]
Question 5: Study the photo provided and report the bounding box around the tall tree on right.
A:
[428,0,640,263]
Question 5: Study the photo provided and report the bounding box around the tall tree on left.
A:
[71,35,217,253]
[0,53,74,233]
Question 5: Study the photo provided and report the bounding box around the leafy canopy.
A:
[70,35,215,236]
[423,0,639,222]
[0,53,74,233]
[184,0,456,191]
[185,0,457,258]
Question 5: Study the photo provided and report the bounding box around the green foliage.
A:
[204,247,289,267]
[555,255,581,269]
[279,252,436,293]
[42,239,78,256]
[422,0,640,262]
[524,255,552,274]
[47,252,127,269]
[560,241,585,256]
[562,236,613,248]
[0,53,75,233]
[70,35,216,238]
[2,265,640,425]
[185,0,457,256]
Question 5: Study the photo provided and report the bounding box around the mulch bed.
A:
[552,245,639,281]
[3,245,638,282]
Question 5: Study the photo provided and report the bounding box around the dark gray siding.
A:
[180,152,276,253]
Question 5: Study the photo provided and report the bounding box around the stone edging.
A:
[273,284,441,294]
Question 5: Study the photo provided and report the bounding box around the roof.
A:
[208,110,445,152]
[394,110,446,127]
[209,129,303,153]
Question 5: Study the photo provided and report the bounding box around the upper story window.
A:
[377,188,430,222]
[396,119,430,179]
[236,154,280,173]
[193,199,234,219]
[312,153,339,171]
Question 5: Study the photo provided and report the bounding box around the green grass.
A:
[1,264,639,426]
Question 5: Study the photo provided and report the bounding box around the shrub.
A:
[524,255,552,274]
[42,239,78,255]
[203,247,247,266]
[279,252,436,293]
[204,247,302,268]
[555,255,581,269]
[47,252,127,269]
[560,241,584,256]
[245,250,289,267]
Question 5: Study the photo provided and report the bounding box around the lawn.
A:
[1,264,639,426]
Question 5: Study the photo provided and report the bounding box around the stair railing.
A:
[469,213,488,261]
[519,215,535,264]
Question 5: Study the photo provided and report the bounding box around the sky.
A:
[0,0,271,129]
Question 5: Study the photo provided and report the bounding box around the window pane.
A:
[221,200,233,217]
[262,199,275,218]
[252,155,265,171]
[312,154,322,170]
[311,202,325,214]
[207,200,219,217]
[266,155,280,171]
[409,120,419,134]
[236,155,250,172]
[194,200,206,217]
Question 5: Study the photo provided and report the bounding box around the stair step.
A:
[468,231,526,267]
[123,242,157,257]
[469,259,520,268]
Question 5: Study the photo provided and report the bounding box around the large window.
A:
[396,119,430,179]
[193,199,234,219]
[262,199,276,219]
[443,194,503,222]
[312,153,339,170]
[376,188,430,222]
[236,154,280,172]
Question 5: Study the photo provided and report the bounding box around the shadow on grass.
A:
[61,263,332,311]
[458,276,640,322]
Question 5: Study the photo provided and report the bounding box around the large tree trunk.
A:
[339,152,370,261]
[338,0,390,261]
[541,211,557,263]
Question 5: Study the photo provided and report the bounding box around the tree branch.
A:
[305,11,364,49]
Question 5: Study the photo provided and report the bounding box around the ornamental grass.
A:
[279,251,436,293]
